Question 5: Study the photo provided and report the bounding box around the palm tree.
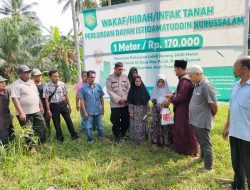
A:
[58,0,97,14]
[0,17,43,80]
[0,0,39,22]
[57,0,97,80]
[57,0,97,30]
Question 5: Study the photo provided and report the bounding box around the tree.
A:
[57,0,97,29]
[40,27,78,83]
[58,0,97,14]
[0,0,40,23]
[0,17,43,81]
[57,0,97,80]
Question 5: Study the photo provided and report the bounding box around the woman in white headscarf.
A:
[150,74,172,150]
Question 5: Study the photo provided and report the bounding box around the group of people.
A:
[0,56,250,189]
[129,60,217,173]
[2,66,80,153]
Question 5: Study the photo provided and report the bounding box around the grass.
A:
[0,85,234,190]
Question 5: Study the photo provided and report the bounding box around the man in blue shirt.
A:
[80,70,106,142]
[223,56,250,190]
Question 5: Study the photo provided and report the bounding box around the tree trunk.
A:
[70,0,81,81]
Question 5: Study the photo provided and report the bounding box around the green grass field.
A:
[0,85,234,190]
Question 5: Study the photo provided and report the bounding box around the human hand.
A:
[47,111,52,118]
[166,93,174,99]
[76,105,80,112]
[19,113,26,121]
[40,107,44,114]
[222,127,229,141]
[119,97,126,104]
[163,98,170,107]
[84,112,89,119]
[68,106,72,114]
[130,112,134,118]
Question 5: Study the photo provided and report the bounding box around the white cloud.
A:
[32,0,73,35]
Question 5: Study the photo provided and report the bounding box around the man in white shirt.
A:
[11,65,46,154]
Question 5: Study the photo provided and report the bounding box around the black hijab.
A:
[128,67,138,84]
[127,76,150,106]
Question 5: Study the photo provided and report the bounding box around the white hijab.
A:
[150,74,171,100]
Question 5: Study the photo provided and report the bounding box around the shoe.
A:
[231,182,244,190]
[88,140,94,143]
[163,145,168,151]
[58,140,64,144]
[193,156,203,163]
[71,135,79,140]
[151,144,158,151]
[199,168,214,173]
[40,143,47,148]
[114,137,120,145]
[30,147,37,155]
[73,138,81,144]
[121,134,130,140]
[57,136,64,142]
[99,136,112,144]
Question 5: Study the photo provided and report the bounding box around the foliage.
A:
[58,0,98,14]
[0,17,43,82]
[0,12,79,83]
[0,0,40,23]
[0,0,45,82]
[40,27,79,83]
[0,87,234,189]
[57,0,97,31]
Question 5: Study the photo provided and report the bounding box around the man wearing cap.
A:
[32,69,50,133]
[222,56,250,190]
[164,60,198,156]
[106,62,130,144]
[43,69,79,142]
[187,65,218,172]
[0,76,15,145]
[11,65,46,154]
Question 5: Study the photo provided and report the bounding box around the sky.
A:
[32,0,73,35]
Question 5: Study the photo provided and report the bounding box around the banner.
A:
[82,0,249,101]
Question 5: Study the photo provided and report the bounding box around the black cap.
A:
[18,65,32,74]
[174,60,187,69]
[114,62,124,68]
[31,68,42,76]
